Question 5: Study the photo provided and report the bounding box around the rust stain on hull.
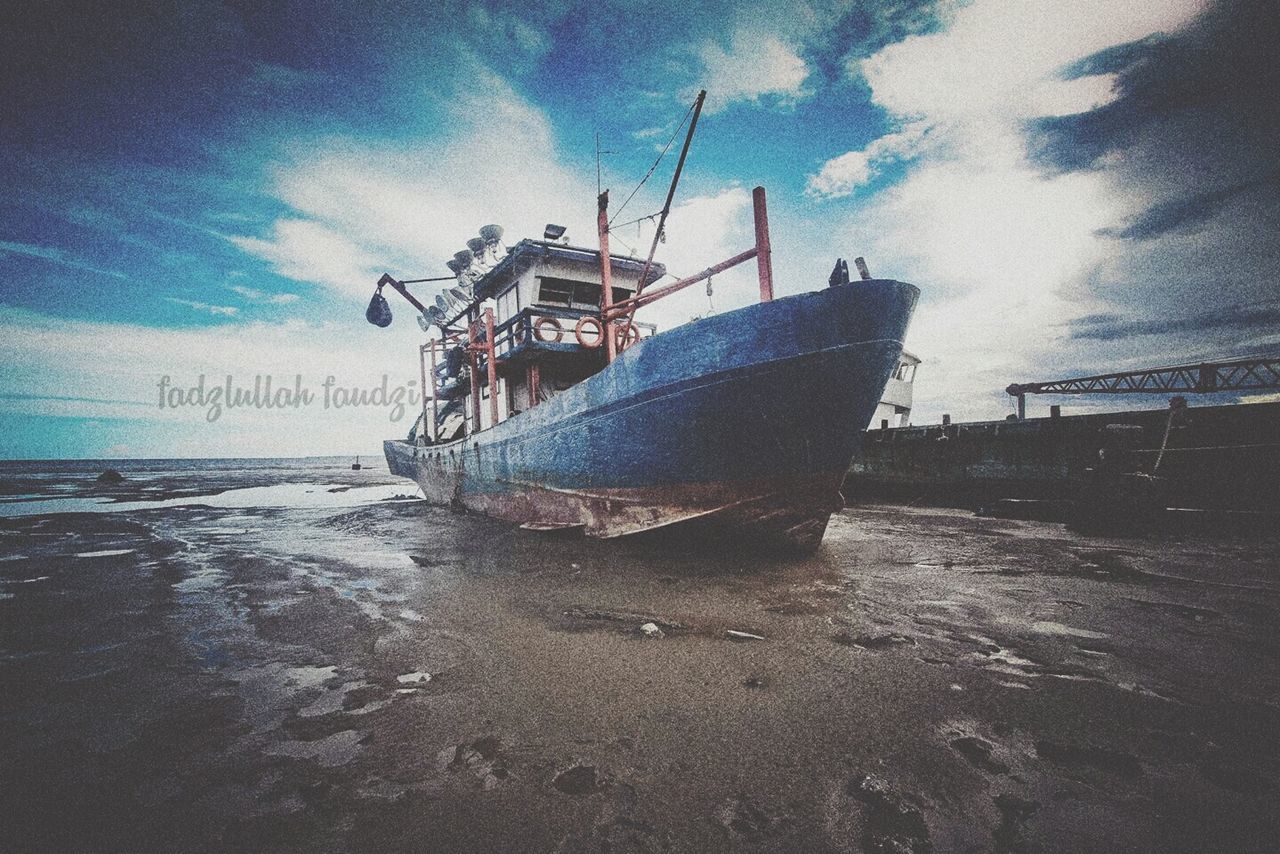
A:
[387,440,840,552]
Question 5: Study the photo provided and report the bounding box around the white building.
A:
[869,350,919,429]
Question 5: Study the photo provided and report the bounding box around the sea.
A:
[0,456,422,518]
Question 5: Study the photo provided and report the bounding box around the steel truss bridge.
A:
[1006,355,1280,418]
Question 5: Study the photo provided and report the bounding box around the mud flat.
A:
[2,484,1278,852]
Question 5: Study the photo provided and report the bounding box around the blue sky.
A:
[1,0,1277,458]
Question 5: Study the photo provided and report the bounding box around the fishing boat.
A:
[368,94,918,551]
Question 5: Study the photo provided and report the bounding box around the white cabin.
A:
[869,350,919,429]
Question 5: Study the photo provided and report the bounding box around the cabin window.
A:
[535,277,576,307]
[535,276,633,311]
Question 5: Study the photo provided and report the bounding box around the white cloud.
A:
[163,297,239,317]
[824,0,1207,421]
[859,0,1203,122]
[694,29,811,112]
[226,219,381,298]
[806,121,930,198]
[230,55,597,302]
[229,284,300,304]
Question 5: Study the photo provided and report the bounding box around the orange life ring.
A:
[614,321,640,351]
[574,316,604,348]
[533,316,563,343]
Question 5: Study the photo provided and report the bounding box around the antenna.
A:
[595,131,615,196]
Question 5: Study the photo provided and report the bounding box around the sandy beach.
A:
[1,460,1277,852]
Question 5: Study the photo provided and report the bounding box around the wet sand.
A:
[2,472,1278,852]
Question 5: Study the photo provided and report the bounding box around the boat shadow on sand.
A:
[397,505,847,583]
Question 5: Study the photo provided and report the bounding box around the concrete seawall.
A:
[846,401,1280,512]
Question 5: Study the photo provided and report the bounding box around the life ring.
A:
[574,316,604,348]
[533,316,563,343]
[614,321,640,351]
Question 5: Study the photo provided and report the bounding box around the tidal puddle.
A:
[0,483,423,518]
[1029,621,1109,640]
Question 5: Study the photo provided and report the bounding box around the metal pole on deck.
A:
[484,308,500,427]
[418,343,430,443]
[752,186,773,302]
[468,319,482,433]
[427,341,440,443]
[598,190,617,362]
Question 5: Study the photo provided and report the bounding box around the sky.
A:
[1,0,1277,458]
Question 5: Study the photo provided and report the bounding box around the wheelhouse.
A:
[416,239,666,444]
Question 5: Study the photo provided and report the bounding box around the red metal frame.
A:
[605,185,773,322]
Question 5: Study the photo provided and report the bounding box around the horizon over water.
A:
[0,456,419,518]
[0,455,388,466]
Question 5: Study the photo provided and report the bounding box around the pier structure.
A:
[1005,355,1280,420]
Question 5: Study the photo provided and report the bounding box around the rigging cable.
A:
[608,99,696,228]
[610,210,663,232]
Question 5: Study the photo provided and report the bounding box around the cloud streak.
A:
[0,239,132,282]
[162,297,239,317]
[229,285,300,305]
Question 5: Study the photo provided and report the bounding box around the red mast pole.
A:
[597,190,617,362]
[752,186,773,302]
[484,307,500,426]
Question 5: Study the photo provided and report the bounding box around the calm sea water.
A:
[0,456,380,477]
[0,457,421,518]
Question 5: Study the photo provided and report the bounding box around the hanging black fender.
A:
[365,290,393,327]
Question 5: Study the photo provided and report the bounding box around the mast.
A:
[626,89,706,320]
[598,190,617,362]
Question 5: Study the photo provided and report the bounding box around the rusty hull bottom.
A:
[469,476,844,554]
[393,446,842,552]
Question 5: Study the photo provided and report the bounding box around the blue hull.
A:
[385,278,918,551]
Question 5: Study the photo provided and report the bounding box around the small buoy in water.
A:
[96,469,124,484]
[351,456,362,470]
